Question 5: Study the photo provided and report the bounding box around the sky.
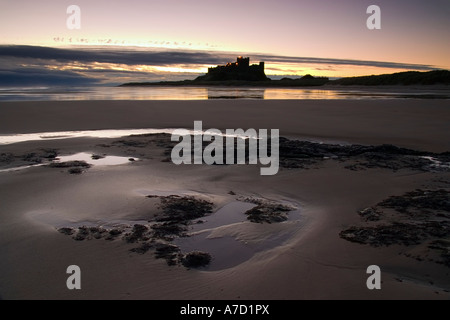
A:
[0,0,449,85]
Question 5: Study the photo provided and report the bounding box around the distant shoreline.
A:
[120,70,450,88]
[119,78,328,88]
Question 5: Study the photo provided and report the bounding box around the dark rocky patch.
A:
[96,134,450,173]
[105,229,123,240]
[88,227,107,239]
[68,226,108,241]
[112,134,177,152]
[49,160,91,174]
[340,189,450,267]
[154,243,182,266]
[151,222,187,240]
[130,242,153,254]
[239,196,295,224]
[113,140,149,148]
[91,154,105,160]
[181,251,212,268]
[96,144,111,148]
[22,153,41,163]
[340,222,450,247]
[278,137,450,172]
[73,226,90,241]
[49,160,91,168]
[0,149,58,168]
[378,189,450,215]
[68,168,83,174]
[63,224,131,241]
[124,224,150,243]
[358,207,382,222]
[244,205,289,224]
[0,153,14,164]
[41,149,58,159]
[428,240,450,267]
[57,195,216,268]
[58,227,74,236]
[154,195,214,223]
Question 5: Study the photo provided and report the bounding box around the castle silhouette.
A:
[196,57,268,81]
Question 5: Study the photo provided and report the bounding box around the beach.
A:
[0,99,449,300]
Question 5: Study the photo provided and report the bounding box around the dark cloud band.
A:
[0,45,436,71]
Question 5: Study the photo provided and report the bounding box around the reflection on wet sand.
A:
[2,86,448,101]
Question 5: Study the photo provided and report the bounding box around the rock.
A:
[0,153,14,164]
[56,194,218,267]
[105,229,123,240]
[277,137,449,172]
[113,140,148,148]
[378,189,450,214]
[109,229,122,236]
[72,227,90,241]
[154,243,181,265]
[22,153,41,163]
[89,227,106,239]
[130,242,153,254]
[151,222,186,240]
[50,161,91,168]
[358,207,381,221]
[68,168,83,174]
[73,234,87,241]
[181,251,212,268]
[244,203,290,224]
[91,154,105,160]
[340,221,450,247]
[41,149,58,159]
[58,227,74,235]
[156,195,214,223]
[124,224,149,243]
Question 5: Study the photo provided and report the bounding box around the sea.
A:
[0,85,449,101]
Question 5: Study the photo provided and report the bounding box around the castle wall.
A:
[202,57,267,81]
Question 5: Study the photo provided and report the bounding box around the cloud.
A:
[252,54,436,71]
[0,45,441,86]
[0,67,100,86]
[0,45,438,71]
[0,45,229,67]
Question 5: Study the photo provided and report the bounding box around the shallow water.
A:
[0,127,258,145]
[1,86,448,101]
[174,200,303,271]
[421,156,450,170]
[0,152,138,173]
[0,128,174,145]
[56,152,136,166]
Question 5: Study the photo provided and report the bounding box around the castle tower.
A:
[236,56,250,68]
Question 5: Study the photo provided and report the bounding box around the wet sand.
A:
[0,99,449,299]
[1,99,449,151]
